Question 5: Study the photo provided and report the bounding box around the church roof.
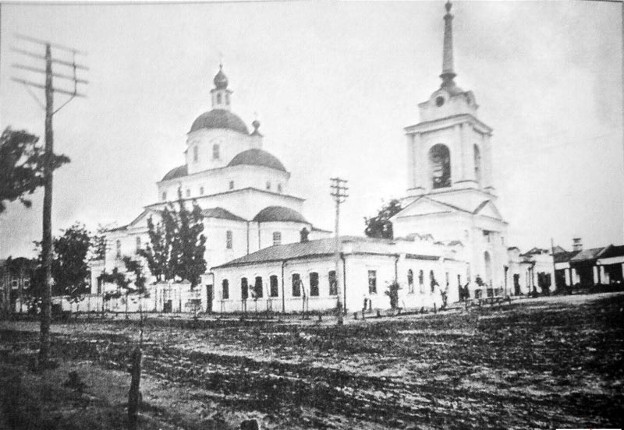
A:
[228,149,287,172]
[213,236,420,269]
[161,165,188,181]
[253,206,308,223]
[202,207,246,222]
[189,109,249,135]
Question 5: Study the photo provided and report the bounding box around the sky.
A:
[0,0,622,259]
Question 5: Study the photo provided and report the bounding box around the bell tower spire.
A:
[440,0,456,88]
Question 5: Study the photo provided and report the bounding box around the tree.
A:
[364,199,403,239]
[385,281,401,310]
[0,127,69,214]
[51,223,92,300]
[139,190,206,288]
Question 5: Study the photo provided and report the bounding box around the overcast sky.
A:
[1,0,622,259]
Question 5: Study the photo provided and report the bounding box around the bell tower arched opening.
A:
[429,144,451,189]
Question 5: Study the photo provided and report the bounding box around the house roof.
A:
[598,245,624,259]
[569,247,606,264]
[553,250,580,264]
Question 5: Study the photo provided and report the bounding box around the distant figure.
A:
[441,283,449,308]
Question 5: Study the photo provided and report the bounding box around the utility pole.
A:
[330,177,348,325]
[11,34,87,365]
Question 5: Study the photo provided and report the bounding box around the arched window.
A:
[229,180,234,190]
[254,276,263,298]
[273,232,282,246]
[226,230,233,249]
[217,93,222,104]
[474,144,481,185]
[116,240,121,259]
[162,191,167,201]
[200,186,204,195]
[241,277,248,300]
[213,144,220,160]
[418,270,424,293]
[292,273,301,297]
[429,144,451,189]
[135,236,141,252]
[270,275,279,297]
[407,269,414,294]
[193,146,198,162]
[277,184,283,193]
[266,181,271,190]
[222,279,229,300]
[309,272,319,296]
[430,270,438,293]
[329,271,337,295]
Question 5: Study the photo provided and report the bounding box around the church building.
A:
[86,1,555,315]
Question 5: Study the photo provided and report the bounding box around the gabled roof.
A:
[597,245,624,260]
[553,250,580,263]
[569,247,606,264]
[202,207,246,222]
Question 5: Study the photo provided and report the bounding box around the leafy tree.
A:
[122,256,147,295]
[385,281,401,310]
[139,189,206,288]
[91,225,108,261]
[51,223,92,299]
[364,199,403,239]
[0,127,69,213]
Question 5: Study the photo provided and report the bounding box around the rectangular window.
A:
[193,146,198,162]
[273,232,281,246]
[226,230,233,249]
[408,269,414,294]
[229,181,234,190]
[241,278,248,300]
[309,272,319,296]
[270,275,279,297]
[292,273,301,297]
[135,236,141,252]
[222,279,229,300]
[277,184,283,193]
[266,181,271,190]
[162,192,167,201]
[200,186,204,195]
[328,270,337,296]
[185,189,190,197]
[116,240,121,259]
[254,276,263,298]
[368,270,377,294]
[213,144,220,160]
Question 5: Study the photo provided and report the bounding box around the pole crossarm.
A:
[11,78,86,98]
[12,48,89,70]
[12,64,89,84]
[15,33,88,55]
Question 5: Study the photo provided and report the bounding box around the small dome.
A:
[190,109,249,134]
[227,148,286,172]
[161,165,187,181]
[253,206,308,223]
[213,65,228,89]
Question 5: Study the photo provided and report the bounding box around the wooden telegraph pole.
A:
[330,177,348,325]
[11,34,87,365]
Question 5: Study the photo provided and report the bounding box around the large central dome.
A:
[189,109,249,135]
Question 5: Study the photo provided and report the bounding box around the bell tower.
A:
[405,0,495,206]
[392,1,509,290]
[211,64,232,111]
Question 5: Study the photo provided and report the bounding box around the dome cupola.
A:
[213,64,228,89]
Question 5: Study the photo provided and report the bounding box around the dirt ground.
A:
[1,292,623,430]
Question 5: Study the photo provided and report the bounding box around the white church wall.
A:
[186,128,251,174]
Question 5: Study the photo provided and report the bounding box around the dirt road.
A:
[1,293,623,429]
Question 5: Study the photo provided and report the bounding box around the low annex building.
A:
[211,235,466,314]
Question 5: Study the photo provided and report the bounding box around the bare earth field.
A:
[1,292,623,430]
